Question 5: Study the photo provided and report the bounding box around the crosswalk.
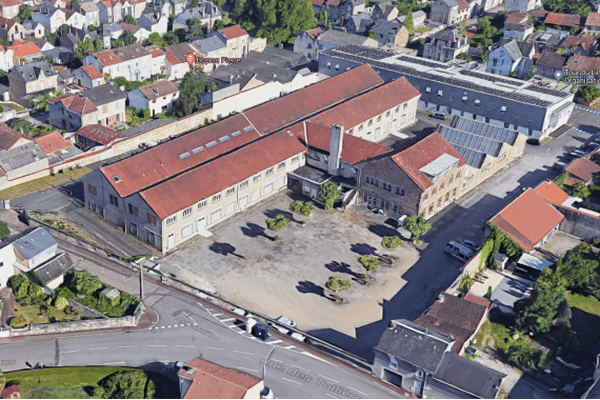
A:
[575,105,600,115]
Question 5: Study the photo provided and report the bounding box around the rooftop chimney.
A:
[328,123,344,175]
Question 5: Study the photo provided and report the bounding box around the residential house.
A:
[164,42,196,80]
[206,24,251,59]
[544,12,584,30]
[136,9,167,35]
[0,138,48,182]
[28,38,53,52]
[98,0,147,23]
[147,45,165,75]
[430,0,471,26]
[558,35,597,56]
[76,1,100,29]
[99,21,122,48]
[0,44,14,71]
[178,358,271,399]
[11,227,58,271]
[565,54,600,78]
[423,30,469,62]
[504,0,539,12]
[191,35,228,73]
[360,132,468,219]
[373,319,506,398]
[308,76,420,143]
[34,130,82,165]
[76,123,125,147]
[147,0,190,17]
[486,38,534,78]
[414,294,490,355]
[127,79,178,116]
[84,43,152,81]
[0,17,25,43]
[312,0,365,20]
[31,3,66,33]
[59,26,98,51]
[585,12,600,34]
[534,51,567,78]
[398,10,427,27]
[29,252,73,289]
[525,30,563,55]
[0,123,32,150]
[563,158,600,187]
[504,11,528,24]
[73,64,105,88]
[371,19,409,47]
[62,8,85,30]
[344,11,373,34]
[172,1,222,31]
[293,27,325,61]
[21,19,45,39]
[0,0,22,20]
[47,82,126,130]
[8,40,42,65]
[528,8,548,21]
[120,22,150,42]
[8,60,57,105]
[487,188,565,252]
[502,22,533,41]
[438,116,527,193]
[316,29,377,54]
[58,67,74,83]
[372,2,399,22]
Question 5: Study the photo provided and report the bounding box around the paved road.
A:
[0,294,402,399]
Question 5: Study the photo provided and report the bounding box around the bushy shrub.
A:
[28,283,43,299]
[9,274,25,291]
[54,296,69,311]
[265,214,289,231]
[98,370,155,399]
[382,236,402,250]
[10,315,28,328]
[16,280,30,299]
[0,221,9,239]
[591,237,600,247]
[290,200,314,217]
[290,200,303,214]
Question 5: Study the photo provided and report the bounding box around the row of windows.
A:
[365,176,406,196]
[355,103,409,133]
[420,88,509,113]
[423,171,460,200]
[420,188,458,218]
[363,194,403,214]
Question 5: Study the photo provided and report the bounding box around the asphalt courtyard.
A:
[161,191,422,355]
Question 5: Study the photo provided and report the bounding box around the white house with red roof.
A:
[0,16,25,43]
[84,42,152,81]
[98,0,147,23]
[0,44,14,71]
[127,79,179,116]
[207,24,251,59]
[164,42,196,80]
[73,64,106,88]
[148,45,165,75]
[0,0,21,19]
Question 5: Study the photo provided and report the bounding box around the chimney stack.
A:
[328,123,344,175]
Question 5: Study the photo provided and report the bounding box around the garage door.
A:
[251,189,260,203]
[225,201,235,216]
[277,176,285,189]
[382,369,403,387]
[264,183,273,195]
[197,217,206,231]
[239,196,248,210]
[182,223,193,238]
[211,209,221,223]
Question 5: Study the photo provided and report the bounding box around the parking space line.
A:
[220,318,235,323]
[233,350,253,355]
[268,340,283,344]
[205,346,224,351]
[283,345,296,350]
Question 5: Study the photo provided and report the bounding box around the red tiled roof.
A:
[304,121,392,164]
[490,188,564,252]
[244,64,384,135]
[93,49,122,66]
[0,123,31,150]
[327,0,340,6]
[79,64,103,80]
[414,295,487,354]
[50,93,98,115]
[544,12,582,27]
[165,42,197,64]
[8,40,41,58]
[464,293,492,309]
[528,9,548,18]
[138,80,178,100]
[0,16,16,31]
[534,180,569,207]
[564,157,600,183]
[120,21,141,33]
[151,48,164,57]
[559,35,596,51]
[178,358,261,399]
[308,76,421,136]
[164,48,180,66]
[391,133,467,191]
[101,113,261,198]
[456,0,469,11]
[586,12,600,27]
[77,124,125,145]
[34,131,71,154]
[564,176,585,186]
[313,0,326,5]
[305,27,325,40]
[217,24,248,40]
[140,125,306,220]
[0,0,22,7]
[0,385,21,399]
[566,54,600,72]
[505,11,527,25]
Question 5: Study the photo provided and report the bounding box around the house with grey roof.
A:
[31,252,73,289]
[317,29,378,54]
[137,9,168,35]
[398,10,427,27]
[371,19,409,47]
[373,319,506,398]
[423,30,469,62]
[487,37,534,78]
[10,227,58,271]
[0,141,49,181]
[430,0,471,26]
[535,51,567,78]
[526,30,563,54]
[502,21,533,41]
[344,11,373,34]
[372,2,399,22]
[22,19,45,39]
[59,26,97,51]
[76,1,100,29]
[8,60,58,106]
[99,21,122,48]
[172,0,221,30]
[31,3,67,33]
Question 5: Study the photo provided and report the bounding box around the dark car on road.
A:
[430,112,447,120]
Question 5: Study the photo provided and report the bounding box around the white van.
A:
[397,215,408,228]
[445,241,475,262]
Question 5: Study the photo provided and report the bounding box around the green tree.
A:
[94,36,104,52]
[229,0,245,21]
[405,7,414,33]
[28,283,43,298]
[185,18,205,41]
[111,39,124,48]
[70,0,79,7]
[212,19,225,30]
[74,37,95,60]
[148,32,168,48]
[123,14,137,25]
[54,296,69,311]
[99,370,155,399]
[46,34,58,46]
[459,274,473,294]
[459,19,466,36]
[13,7,31,23]
[265,214,290,231]
[0,221,9,239]
[368,31,377,40]
[9,275,25,291]
[16,280,30,299]
[403,214,430,243]
[382,236,402,250]
[163,31,179,44]
[166,73,217,117]
[577,83,600,102]
[7,119,33,136]
[318,182,339,210]
[71,270,103,295]
[122,30,135,46]
[571,182,591,199]
[358,255,378,281]
[326,276,351,293]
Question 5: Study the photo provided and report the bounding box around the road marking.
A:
[221,318,235,323]
[325,393,339,399]
[118,345,139,348]
[89,347,109,351]
[160,326,165,329]
[233,350,253,355]
[281,377,302,385]
[318,374,338,383]
[173,324,178,328]
[212,313,223,317]
[205,347,223,351]
[176,345,196,348]
[227,325,237,328]
[237,367,258,373]
[147,345,167,348]
[167,325,172,328]
[59,349,80,354]
[347,386,367,396]
[103,362,126,365]
[269,340,283,344]
[283,345,296,350]
[182,311,199,325]
[291,364,310,372]
[271,359,282,363]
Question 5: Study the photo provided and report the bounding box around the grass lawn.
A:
[0,102,25,111]
[11,301,80,325]
[0,167,91,200]
[565,292,600,316]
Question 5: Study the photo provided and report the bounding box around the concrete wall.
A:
[11,314,137,336]
[0,244,16,288]
[557,205,600,240]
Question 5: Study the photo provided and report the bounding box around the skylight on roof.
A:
[232,130,241,137]
[243,126,252,131]
[113,176,121,182]
[192,146,204,153]
[206,140,218,148]
[179,152,190,159]
[219,135,230,142]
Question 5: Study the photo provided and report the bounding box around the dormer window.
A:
[425,87,431,93]
[474,99,480,106]
[500,105,507,113]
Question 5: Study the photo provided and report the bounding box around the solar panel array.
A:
[525,83,571,98]
[325,49,554,107]
[458,69,521,86]
[335,44,394,60]
[450,144,487,169]
[396,55,451,69]
[453,117,519,145]
[439,127,503,157]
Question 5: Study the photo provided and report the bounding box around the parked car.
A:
[552,161,567,171]
[430,112,447,120]
[462,239,481,251]
[269,316,296,334]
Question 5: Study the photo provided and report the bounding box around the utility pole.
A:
[139,261,144,302]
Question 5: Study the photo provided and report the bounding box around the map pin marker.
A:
[554,69,563,82]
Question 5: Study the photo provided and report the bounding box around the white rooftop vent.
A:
[219,135,230,142]
[179,152,190,159]
[206,140,218,148]
[243,126,253,131]
[474,99,480,105]
[500,105,507,112]
[425,87,431,93]
[231,130,241,137]
[192,146,203,154]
